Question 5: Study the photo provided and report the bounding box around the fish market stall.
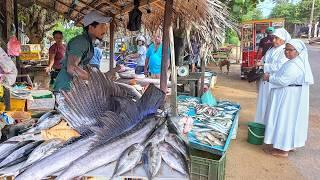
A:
[0,0,238,179]
[0,68,190,180]
[177,95,240,155]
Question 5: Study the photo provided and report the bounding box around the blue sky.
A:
[258,0,301,17]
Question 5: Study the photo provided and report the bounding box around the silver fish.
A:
[20,139,65,171]
[158,142,188,176]
[56,119,159,180]
[0,140,34,163]
[144,122,169,146]
[143,144,162,180]
[27,114,62,133]
[36,111,54,124]
[15,136,96,180]
[164,134,189,161]
[112,143,144,177]
[0,141,43,168]
[0,141,19,156]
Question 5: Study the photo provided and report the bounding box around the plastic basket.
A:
[188,110,239,155]
[191,148,226,180]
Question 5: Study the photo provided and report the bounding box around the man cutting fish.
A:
[54,11,119,91]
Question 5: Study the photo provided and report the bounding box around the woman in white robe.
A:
[262,39,314,157]
[255,28,291,124]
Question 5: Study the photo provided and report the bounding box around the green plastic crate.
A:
[190,148,226,180]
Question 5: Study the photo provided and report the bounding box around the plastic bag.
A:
[7,36,21,56]
[0,47,18,86]
[201,89,217,106]
[0,112,15,125]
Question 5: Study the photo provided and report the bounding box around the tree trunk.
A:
[18,4,60,44]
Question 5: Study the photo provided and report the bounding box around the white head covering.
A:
[273,28,291,42]
[287,39,314,84]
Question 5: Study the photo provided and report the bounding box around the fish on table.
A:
[9,67,190,180]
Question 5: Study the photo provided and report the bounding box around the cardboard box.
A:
[27,90,55,111]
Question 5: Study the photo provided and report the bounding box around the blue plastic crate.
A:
[188,110,239,155]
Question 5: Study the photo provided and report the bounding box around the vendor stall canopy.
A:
[19,0,238,48]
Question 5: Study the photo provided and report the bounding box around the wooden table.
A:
[177,72,202,97]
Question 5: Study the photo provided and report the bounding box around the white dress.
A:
[255,44,288,124]
[264,58,309,151]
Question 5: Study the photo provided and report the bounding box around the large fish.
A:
[142,143,162,180]
[27,113,62,133]
[144,122,169,146]
[0,141,44,169]
[19,139,65,171]
[112,143,144,177]
[0,140,34,163]
[0,141,19,156]
[15,136,95,180]
[56,118,160,180]
[158,142,189,176]
[165,133,189,161]
[112,121,168,177]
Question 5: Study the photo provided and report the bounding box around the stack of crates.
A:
[190,148,226,180]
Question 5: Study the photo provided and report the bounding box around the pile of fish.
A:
[178,96,240,147]
[0,67,190,179]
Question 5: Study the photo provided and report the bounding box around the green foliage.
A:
[270,0,320,24]
[225,28,240,45]
[228,0,260,20]
[50,21,83,43]
[241,8,264,21]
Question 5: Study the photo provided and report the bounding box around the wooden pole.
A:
[160,0,173,93]
[200,43,208,95]
[13,0,21,75]
[169,26,177,116]
[109,16,115,71]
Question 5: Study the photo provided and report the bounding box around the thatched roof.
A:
[21,0,237,47]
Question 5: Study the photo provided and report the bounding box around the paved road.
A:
[289,43,320,180]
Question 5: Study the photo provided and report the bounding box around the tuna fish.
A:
[112,143,144,177]
[142,144,162,180]
[158,142,189,176]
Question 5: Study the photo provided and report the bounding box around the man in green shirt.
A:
[54,11,117,91]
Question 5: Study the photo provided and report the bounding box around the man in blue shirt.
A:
[144,35,164,78]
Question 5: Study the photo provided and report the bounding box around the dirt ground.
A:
[209,64,305,180]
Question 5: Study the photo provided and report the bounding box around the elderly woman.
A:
[255,28,291,125]
[262,39,314,157]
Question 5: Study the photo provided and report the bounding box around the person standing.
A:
[256,27,274,60]
[89,41,103,69]
[144,35,164,78]
[45,30,66,85]
[127,35,147,74]
[54,11,119,91]
[262,39,314,157]
[189,35,200,72]
[254,28,291,124]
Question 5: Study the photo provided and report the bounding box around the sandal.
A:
[263,147,273,154]
[271,149,289,158]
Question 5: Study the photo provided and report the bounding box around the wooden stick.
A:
[109,15,115,71]
[160,0,173,93]
[169,26,177,116]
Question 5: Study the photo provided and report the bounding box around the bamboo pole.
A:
[160,0,173,93]
[169,26,177,116]
[109,16,115,71]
